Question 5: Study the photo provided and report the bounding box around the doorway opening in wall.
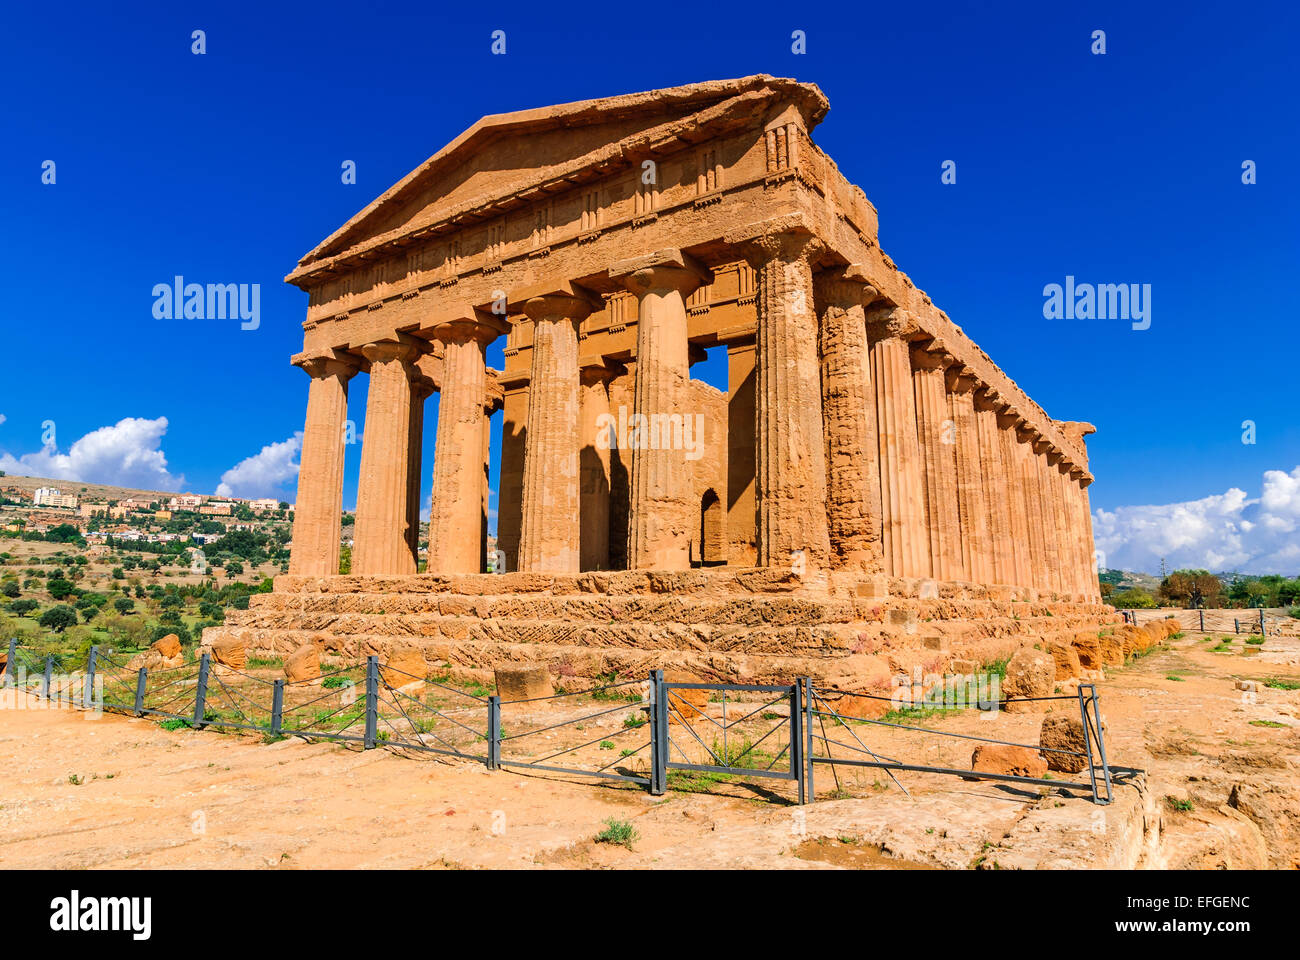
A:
[699,488,726,566]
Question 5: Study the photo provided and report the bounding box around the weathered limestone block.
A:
[971,744,1047,779]
[1098,634,1125,667]
[494,663,554,702]
[1002,647,1055,712]
[209,632,247,670]
[1071,632,1102,670]
[1040,714,1089,773]
[284,642,322,683]
[128,634,185,671]
[827,692,889,721]
[381,644,427,692]
[1046,639,1082,681]
[154,633,182,659]
[663,669,709,723]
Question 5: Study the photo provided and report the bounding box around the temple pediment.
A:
[288,75,827,285]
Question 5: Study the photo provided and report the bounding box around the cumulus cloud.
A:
[1093,465,1300,575]
[216,433,302,499]
[0,417,184,491]
[0,414,7,426]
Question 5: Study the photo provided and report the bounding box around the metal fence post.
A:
[802,677,816,803]
[134,667,147,717]
[646,672,662,794]
[1234,618,1240,634]
[193,652,210,729]
[82,646,98,709]
[271,679,284,736]
[1199,609,1205,633]
[42,656,53,700]
[363,656,378,749]
[487,695,501,770]
[1076,685,1099,802]
[652,669,668,792]
[790,680,805,805]
[1259,607,1266,637]
[3,638,17,686]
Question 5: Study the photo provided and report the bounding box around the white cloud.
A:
[216,433,302,499]
[0,417,184,491]
[1094,465,1300,575]
[0,414,7,426]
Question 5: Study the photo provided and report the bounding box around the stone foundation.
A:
[204,570,1120,690]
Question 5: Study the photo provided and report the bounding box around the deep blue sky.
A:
[2,2,1296,568]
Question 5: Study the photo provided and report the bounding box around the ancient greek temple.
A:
[283,75,1101,606]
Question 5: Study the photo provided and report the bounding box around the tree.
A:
[39,605,79,632]
[81,606,99,623]
[1112,587,1157,609]
[1159,569,1223,608]
[114,597,134,614]
[1,581,18,598]
[47,578,75,600]
[11,598,38,616]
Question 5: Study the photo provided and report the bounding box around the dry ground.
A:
[1,627,1297,870]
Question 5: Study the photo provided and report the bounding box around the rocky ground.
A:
[0,628,1295,869]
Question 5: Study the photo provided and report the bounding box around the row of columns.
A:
[288,228,1099,599]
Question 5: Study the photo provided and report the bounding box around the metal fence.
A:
[1,639,1114,805]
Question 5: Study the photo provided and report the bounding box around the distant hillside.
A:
[0,473,190,503]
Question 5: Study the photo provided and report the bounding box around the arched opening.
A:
[699,488,726,567]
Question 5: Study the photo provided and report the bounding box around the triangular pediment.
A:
[288,75,826,285]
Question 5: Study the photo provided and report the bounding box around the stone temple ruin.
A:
[204,76,1116,690]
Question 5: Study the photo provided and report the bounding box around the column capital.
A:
[909,337,951,371]
[410,373,436,402]
[865,305,920,341]
[431,303,510,347]
[814,263,879,312]
[520,290,598,326]
[944,363,978,395]
[610,247,711,298]
[359,337,420,365]
[725,213,823,269]
[579,358,624,386]
[292,352,362,381]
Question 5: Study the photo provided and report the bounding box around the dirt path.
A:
[1,627,1296,869]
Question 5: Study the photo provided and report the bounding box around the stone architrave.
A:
[517,287,595,573]
[427,309,508,574]
[728,218,830,569]
[288,355,358,577]
[814,265,882,572]
[911,338,959,580]
[353,339,419,576]
[611,248,711,570]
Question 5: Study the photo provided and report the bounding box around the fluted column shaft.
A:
[1079,477,1099,600]
[289,357,356,577]
[815,271,882,572]
[912,343,959,580]
[742,231,830,567]
[947,368,986,583]
[613,252,708,570]
[579,365,616,571]
[997,411,1033,588]
[428,318,500,574]
[1015,429,1049,591]
[353,340,419,576]
[517,293,592,572]
[868,309,927,578]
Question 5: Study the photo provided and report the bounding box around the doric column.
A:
[1067,465,1089,599]
[911,338,959,580]
[406,372,434,568]
[1014,424,1049,591]
[353,338,419,576]
[426,311,506,574]
[1030,439,1061,594]
[579,362,619,571]
[997,407,1033,588]
[814,266,883,572]
[732,223,830,568]
[865,307,927,578]
[1078,472,1099,601]
[611,249,710,570]
[517,287,594,573]
[946,365,987,583]
[1048,455,1074,597]
[975,388,1014,586]
[288,355,358,577]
